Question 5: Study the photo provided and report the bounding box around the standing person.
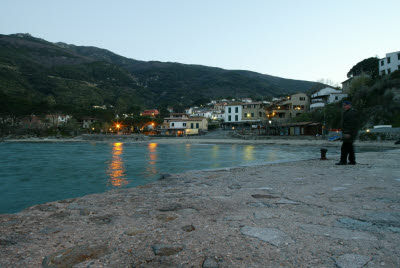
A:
[336,101,359,165]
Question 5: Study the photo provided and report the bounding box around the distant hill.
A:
[0,33,321,113]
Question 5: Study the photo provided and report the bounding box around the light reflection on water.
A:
[244,145,255,161]
[146,143,158,177]
[107,142,128,187]
[0,142,334,214]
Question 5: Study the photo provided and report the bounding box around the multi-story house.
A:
[379,51,400,76]
[224,102,265,126]
[310,87,347,110]
[159,114,208,136]
[242,102,265,122]
[224,104,243,123]
[267,93,309,121]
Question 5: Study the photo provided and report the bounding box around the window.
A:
[299,97,305,101]
[381,70,385,76]
[398,65,400,70]
[251,113,254,117]
[279,113,285,118]
[235,115,238,121]
[228,116,231,121]
[381,60,384,66]
[196,123,199,128]
[191,123,194,128]
[228,107,231,113]
[183,123,186,127]
[235,107,238,113]
[259,112,262,117]
[387,68,391,74]
[172,123,175,126]
[335,96,338,100]
[387,57,391,64]
[398,53,400,60]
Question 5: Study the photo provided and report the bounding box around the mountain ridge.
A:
[0,33,322,114]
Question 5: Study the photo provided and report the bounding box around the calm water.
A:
[0,142,331,214]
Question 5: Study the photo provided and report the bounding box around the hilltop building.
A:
[310,87,347,110]
[379,51,400,76]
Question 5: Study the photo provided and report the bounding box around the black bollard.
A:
[320,148,328,160]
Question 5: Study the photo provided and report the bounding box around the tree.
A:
[347,57,379,79]
[316,79,340,88]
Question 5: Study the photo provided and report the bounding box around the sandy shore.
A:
[1,145,400,267]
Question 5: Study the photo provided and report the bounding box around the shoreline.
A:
[1,148,400,266]
[2,136,399,149]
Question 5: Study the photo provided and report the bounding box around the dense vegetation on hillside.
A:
[1,33,320,116]
[293,70,400,130]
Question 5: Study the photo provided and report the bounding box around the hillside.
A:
[0,33,320,114]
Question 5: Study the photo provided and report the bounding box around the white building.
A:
[224,104,243,123]
[211,111,224,121]
[379,51,400,75]
[192,110,212,118]
[241,98,252,103]
[310,87,347,110]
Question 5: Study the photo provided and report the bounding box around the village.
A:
[4,85,350,139]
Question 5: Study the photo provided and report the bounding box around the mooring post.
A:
[320,148,328,160]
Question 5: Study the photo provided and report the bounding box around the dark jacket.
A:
[342,108,359,142]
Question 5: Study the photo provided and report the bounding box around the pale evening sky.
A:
[1,0,399,85]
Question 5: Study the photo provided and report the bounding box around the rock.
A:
[155,214,176,222]
[89,214,114,225]
[39,227,62,234]
[67,203,86,210]
[177,208,198,215]
[125,227,145,236]
[181,225,195,232]
[228,184,241,189]
[251,194,280,199]
[49,211,72,219]
[223,215,247,221]
[0,237,17,246]
[299,224,377,240]
[336,217,374,232]
[254,211,278,220]
[361,212,400,227]
[255,187,273,191]
[333,254,371,268]
[275,198,299,205]
[240,226,293,246]
[159,204,183,212]
[247,202,274,208]
[42,244,110,268]
[151,244,184,256]
[202,257,219,268]
[389,226,400,233]
[332,187,347,191]
[159,174,172,180]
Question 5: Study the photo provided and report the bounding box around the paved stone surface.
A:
[333,254,371,268]
[42,244,110,268]
[299,224,377,240]
[152,244,184,256]
[202,257,219,268]
[253,211,278,219]
[240,226,293,246]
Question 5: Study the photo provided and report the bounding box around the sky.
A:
[1,0,399,85]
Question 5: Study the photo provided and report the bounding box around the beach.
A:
[0,139,399,267]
